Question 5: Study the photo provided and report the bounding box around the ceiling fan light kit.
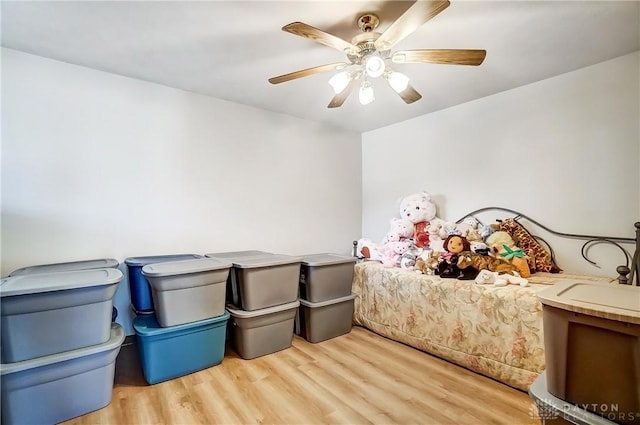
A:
[359,80,375,105]
[269,0,486,108]
[364,54,385,78]
[386,71,410,93]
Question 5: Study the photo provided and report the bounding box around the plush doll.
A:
[398,191,438,248]
[437,234,473,279]
[486,231,531,278]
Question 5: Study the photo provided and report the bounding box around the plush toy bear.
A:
[486,231,531,278]
[380,240,411,268]
[382,232,401,244]
[388,217,415,241]
[359,216,416,262]
[399,243,422,271]
[398,191,439,249]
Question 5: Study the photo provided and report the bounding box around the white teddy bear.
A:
[388,217,415,241]
[398,191,439,249]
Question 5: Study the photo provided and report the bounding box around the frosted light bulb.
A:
[388,71,410,93]
[364,55,385,78]
[328,72,350,94]
[359,81,375,105]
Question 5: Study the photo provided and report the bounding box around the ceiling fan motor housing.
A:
[357,14,380,32]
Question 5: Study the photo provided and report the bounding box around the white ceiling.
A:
[2,1,639,133]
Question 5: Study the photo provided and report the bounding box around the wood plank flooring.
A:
[63,326,539,425]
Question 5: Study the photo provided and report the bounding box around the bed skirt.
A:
[351,261,615,391]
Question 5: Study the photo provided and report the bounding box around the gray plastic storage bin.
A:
[8,258,119,277]
[125,254,203,314]
[227,300,299,359]
[0,323,125,425]
[142,258,232,327]
[0,268,122,363]
[205,250,271,259]
[207,252,302,311]
[298,293,356,343]
[537,282,640,424]
[205,250,273,306]
[299,253,357,302]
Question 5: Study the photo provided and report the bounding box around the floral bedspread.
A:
[352,261,615,391]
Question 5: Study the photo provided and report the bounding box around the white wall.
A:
[362,51,640,278]
[1,48,362,333]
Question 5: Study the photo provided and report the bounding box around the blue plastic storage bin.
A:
[133,312,229,384]
[124,254,203,314]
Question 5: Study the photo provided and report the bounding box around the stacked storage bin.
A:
[130,257,233,384]
[532,281,640,425]
[124,254,203,314]
[0,260,125,425]
[205,251,302,359]
[296,253,357,343]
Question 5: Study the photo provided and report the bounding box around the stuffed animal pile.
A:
[357,191,561,286]
[358,191,441,269]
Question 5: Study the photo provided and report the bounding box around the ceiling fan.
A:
[268,0,486,108]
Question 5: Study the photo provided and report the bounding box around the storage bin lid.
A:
[133,311,230,336]
[124,254,203,267]
[226,300,300,318]
[537,281,640,324]
[8,258,119,277]
[205,250,271,259]
[227,254,303,269]
[299,293,356,308]
[141,258,232,277]
[0,323,125,375]
[301,253,357,267]
[0,268,123,297]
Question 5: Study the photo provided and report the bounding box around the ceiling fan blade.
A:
[374,0,450,51]
[328,78,359,108]
[268,62,348,85]
[392,49,487,66]
[395,84,422,104]
[384,65,422,104]
[282,22,358,55]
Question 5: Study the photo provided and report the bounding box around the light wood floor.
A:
[63,326,539,425]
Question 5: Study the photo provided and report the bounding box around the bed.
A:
[351,210,640,391]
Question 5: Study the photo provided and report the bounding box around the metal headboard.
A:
[455,207,640,286]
